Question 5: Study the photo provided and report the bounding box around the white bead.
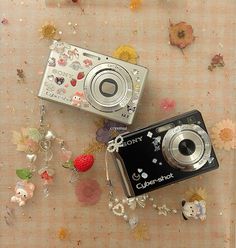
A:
[108,202,113,209]
[149,197,154,201]
[152,204,157,208]
[114,198,119,203]
[123,214,128,221]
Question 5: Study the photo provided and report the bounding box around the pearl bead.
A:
[114,198,119,203]
[152,204,157,208]
[123,214,128,221]
[108,202,113,209]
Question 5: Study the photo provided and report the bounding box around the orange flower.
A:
[130,0,142,11]
[169,21,195,49]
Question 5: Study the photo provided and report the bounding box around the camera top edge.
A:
[50,40,149,71]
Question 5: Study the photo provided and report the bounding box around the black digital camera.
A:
[110,110,219,197]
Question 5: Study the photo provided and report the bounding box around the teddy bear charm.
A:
[11,181,35,207]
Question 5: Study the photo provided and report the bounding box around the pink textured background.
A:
[0,1,235,247]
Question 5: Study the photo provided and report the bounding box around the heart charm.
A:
[47,75,54,81]
[112,203,124,216]
[141,172,148,179]
[26,154,37,163]
[137,168,143,173]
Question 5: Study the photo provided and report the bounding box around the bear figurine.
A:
[11,181,35,207]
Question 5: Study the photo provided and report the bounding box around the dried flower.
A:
[113,45,138,64]
[96,120,127,144]
[169,21,195,49]
[83,140,106,154]
[39,22,57,40]
[75,179,102,206]
[208,54,225,71]
[211,119,235,151]
[17,69,25,83]
[57,227,69,240]
[132,223,150,240]
[1,18,9,25]
[130,0,142,11]
[185,187,207,202]
[160,98,176,111]
[12,128,42,152]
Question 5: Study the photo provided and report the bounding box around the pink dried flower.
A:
[75,179,102,206]
[1,18,9,25]
[160,98,176,111]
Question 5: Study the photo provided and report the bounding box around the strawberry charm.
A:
[77,72,85,80]
[74,154,94,172]
[61,144,95,183]
[70,79,77,87]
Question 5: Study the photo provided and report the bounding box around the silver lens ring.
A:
[84,63,133,112]
[162,124,211,172]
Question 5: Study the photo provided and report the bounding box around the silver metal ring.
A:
[162,124,211,172]
[83,63,133,112]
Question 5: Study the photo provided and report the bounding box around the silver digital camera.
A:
[38,41,148,124]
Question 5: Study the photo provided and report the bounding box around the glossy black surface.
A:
[113,110,219,197]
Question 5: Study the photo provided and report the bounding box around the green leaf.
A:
[62,160,74,169]
[16,168,32,180]
[27,128,42,142]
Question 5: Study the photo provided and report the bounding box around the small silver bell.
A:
[26,154,37,163]
[44,130,56,141]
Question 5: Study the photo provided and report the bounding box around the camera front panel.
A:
[113,110,219,197]
[38,41,148,125]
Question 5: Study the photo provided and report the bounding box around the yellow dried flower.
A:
[132,223,150,240]
[130,0,142,10]
[57,227,69,240]
[39,22,57,40]
[113,45,138,64]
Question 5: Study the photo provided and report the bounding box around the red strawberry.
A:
[77,72,85,80]
[73,154,94,172]
[70,79,77,87]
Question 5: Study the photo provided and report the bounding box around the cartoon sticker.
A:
[67,48,79,60]
[69,61,82,71]
[71,92,84,107]
[83,59,93,67]
[70,79,77,87]
[55,77,65,85]
[152,136,161,152]
[48,57,56,67]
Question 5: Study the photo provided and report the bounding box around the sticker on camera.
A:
[132,168,148,181]
[152,136,161,152]
[67,48,79,60]
[48,57,56,67]
[50,41,71,54]
[69,61,82,71]
[83,59,93,67]
[71,92,89,108]
[57,54,68,66]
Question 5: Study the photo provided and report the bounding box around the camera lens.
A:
[84,63,133,112]
[162,124,212,172]
[99,78,118,97]
[178,139,196,156]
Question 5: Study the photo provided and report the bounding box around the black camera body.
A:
[110,110,219,197]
